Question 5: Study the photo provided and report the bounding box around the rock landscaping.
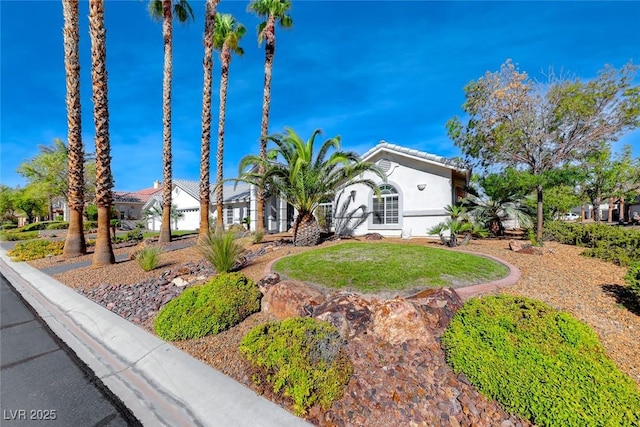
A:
[28,236,640,426]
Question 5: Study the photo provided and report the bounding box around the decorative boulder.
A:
[370,297,435,347]
[407,288,463,334]
[364,233,383,240]
[261,280,325,319]
[256,273,281,293]
[508,240,522,252]
[313,293,373,339]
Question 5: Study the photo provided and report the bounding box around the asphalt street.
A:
[0,273,140,427]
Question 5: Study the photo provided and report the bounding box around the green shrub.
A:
[0,222,18,230]
[197,227,244,273]
[20,222,50,232]
[46,221,69,230]
[8,240,65,261]
[135,246,161,271]
[545,221,640,266]
[442,295,640,427]
[625,262,640,302]
[83,220,98,231]
[239,317,354,416]
[154,273,261,341]
[0,231,39,241]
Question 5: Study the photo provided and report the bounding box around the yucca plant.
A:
[198,226,245,273]
[135,246,162,271]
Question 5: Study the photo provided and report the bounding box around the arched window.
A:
[372,184,399,225]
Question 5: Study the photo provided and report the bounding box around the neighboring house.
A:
[338,142,469,238]
[135,142,469,236]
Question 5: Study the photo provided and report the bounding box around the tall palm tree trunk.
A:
[89,0,115,267]
[62,0,86,258]
[199,0,218,240]
[159,0,173,243]
[215,46,231,228]
[256,16,276,233]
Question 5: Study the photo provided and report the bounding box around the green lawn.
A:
[272,242,509,293]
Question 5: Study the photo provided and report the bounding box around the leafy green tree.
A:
[239,128,385,246]
[248,0,293,233]
[448,60,640,241]
[14,186,47,224]
[17,139,96,219]
[148,0,194,243]
[578,145,640,222]
[198,0,219,240]
[0,185,18,222]
[213,13,245,228]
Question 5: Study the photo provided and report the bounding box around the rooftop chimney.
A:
[153,180,161,189]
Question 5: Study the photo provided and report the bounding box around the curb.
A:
[0,249,310,427]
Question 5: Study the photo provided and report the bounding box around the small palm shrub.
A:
[198,227,244,273]
[135,246,161,271]
[8,240,65,261]
[239,317,354,416]
[154,273,261,341]
[442,295,640,426]
[625,262,640,302]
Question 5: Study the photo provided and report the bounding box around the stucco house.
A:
[138,142,469,236]
[336,142,469,238]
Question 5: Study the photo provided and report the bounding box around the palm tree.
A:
[247,0,292,233]
[148,0,194,243]
[198,0,219,240]
[239,128,385,246]
[213,13,246,228]
[89,0,115,267]
[429,205,488,247]
[62,0,86,258]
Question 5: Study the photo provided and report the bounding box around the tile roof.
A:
[362,141,468,172]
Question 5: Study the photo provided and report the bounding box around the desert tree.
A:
[448,60,640,241]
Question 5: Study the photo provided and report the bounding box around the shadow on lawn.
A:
[601,284,640,316]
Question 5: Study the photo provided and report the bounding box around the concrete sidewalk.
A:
[0,249,310,427]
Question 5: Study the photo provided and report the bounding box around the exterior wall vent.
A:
[377,158,392,172]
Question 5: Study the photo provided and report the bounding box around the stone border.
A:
[263,247,521,301]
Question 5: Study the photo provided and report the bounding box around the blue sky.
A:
[2,0,639,191]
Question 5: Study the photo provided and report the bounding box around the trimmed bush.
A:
[625,262,640,302]
[239,317,354,416]
[442,295,640,426]
[545,221,640,266]
[46,221,69,230]
[8,240,65,261]
[135,246,161,271]
[154,273,261,341]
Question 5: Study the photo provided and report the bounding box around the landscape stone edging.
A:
[263,247,521,301]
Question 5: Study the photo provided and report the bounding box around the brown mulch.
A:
[35,235,640,425]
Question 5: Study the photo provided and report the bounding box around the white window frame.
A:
[369,183,402,230]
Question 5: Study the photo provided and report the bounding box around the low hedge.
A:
[239,317,353,416]
[442,295,640,426]
[154,273,261,341]
[544,221,640,266]
[46,221,69,230]
[0,231,39,241]
[625,262,640,302]
[8,240,65,261]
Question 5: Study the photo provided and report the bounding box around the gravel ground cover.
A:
[26,235,640,425]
